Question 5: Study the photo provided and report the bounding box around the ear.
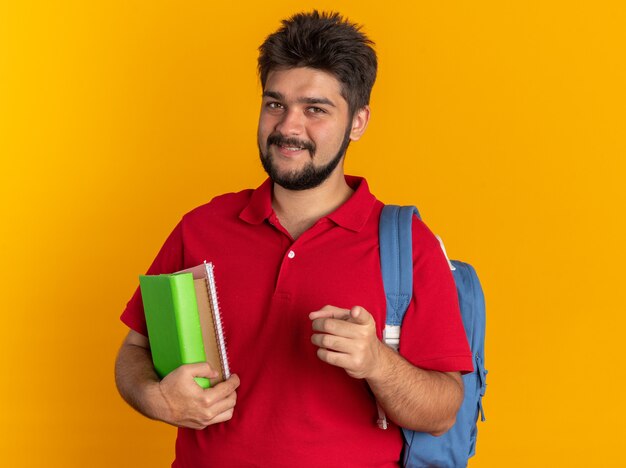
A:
[349,106,370,141]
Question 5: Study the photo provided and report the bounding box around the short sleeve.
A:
[120,221,186,336]
[398,217,473,374]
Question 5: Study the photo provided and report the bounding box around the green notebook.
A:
[139,272,211,389]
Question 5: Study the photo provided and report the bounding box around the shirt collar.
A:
[326,175,376,232]
[239,175,376,233]
[239,178,274,225]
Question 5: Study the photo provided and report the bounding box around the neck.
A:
[272,170,353,240]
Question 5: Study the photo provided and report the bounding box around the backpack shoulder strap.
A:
[377,205,420,429]
[379,205,421,328]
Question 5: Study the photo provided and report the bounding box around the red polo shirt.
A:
[121,176,472,467]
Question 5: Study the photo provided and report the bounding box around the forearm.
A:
[367,343,464,435]
[309,305,464,435]
[114,341,169,422]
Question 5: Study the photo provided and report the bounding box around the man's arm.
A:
[310,305,463,436]
[115,330,240,430]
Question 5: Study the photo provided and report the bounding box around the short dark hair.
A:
[258,10,377,115]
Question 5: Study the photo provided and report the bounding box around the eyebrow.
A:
[262,91,336,108]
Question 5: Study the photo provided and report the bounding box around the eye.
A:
[266,102,284,110]
[307,106,326,114]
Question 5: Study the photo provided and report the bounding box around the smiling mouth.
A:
[278,144,306,152]
[267,134,315,155]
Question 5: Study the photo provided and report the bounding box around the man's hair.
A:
[258,10,377,115]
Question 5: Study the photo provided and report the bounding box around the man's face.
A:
[257,67,361,191]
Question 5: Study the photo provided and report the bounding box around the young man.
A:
[115,11,472,467]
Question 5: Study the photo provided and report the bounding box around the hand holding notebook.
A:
[156,362,240,429]
[139,261,231,389]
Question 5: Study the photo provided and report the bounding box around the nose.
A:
[275,108,304,136]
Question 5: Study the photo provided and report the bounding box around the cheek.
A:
[258,111,281,134]
[257,119,272,145]
[311,122,345,148]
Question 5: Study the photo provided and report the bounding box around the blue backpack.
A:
[378,205,487,468]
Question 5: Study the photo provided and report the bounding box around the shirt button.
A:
[287,250,295,259]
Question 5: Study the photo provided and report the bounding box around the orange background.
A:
[1,1,625,466]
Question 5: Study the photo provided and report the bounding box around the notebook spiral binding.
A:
[203,261,231,379]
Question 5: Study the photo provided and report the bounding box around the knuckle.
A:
[224,394,236,407]
[321,334,334,349]
[203,408,216,422]
[196,422,208,430]
[200,394,215,408]
[325,351,337,365]
[353,355,365,369]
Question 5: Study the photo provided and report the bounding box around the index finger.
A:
[311,316,364,338]
[309,305,350,321]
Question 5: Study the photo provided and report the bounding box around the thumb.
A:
[349,306,371,324]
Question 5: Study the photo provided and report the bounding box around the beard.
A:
[258,127,352,191]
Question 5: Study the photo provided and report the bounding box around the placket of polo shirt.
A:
[272,217,335,299]
[267,212,293,301]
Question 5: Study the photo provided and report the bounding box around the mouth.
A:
[267,134,315,157]
[277,143,306,152]
[271,141,312,158]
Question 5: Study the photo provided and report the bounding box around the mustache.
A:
[267,134,316,154]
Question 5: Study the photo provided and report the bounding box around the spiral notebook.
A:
[139,261,230,388]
